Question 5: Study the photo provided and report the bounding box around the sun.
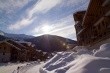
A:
[42,25,52,34]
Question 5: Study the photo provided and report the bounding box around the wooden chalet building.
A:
[0,40,38,62]
[7,40,28,62]
[0,39,49,62]
[0,40,21,62]
[20,42,38,61]
[74,0,110,49]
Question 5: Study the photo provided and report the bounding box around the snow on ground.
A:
[40,43,110,73]
[0,61,44,73]
[17,62,45,73]
[0,62,28,73]
[1,43,110,73]
[25,62,44,73]
[94,43,110,58]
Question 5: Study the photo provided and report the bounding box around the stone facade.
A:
[74,0,110,49]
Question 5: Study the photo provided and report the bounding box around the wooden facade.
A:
[6,40,28,62]
[21,43,38,61]
[74,0,110,49]
[0,41,21,62]
[0,39,49,62]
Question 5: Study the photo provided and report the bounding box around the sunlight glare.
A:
[42,25,52,34]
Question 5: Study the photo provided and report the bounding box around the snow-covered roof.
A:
[16,40,32,45]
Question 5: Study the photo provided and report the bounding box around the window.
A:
[3,52,5,55]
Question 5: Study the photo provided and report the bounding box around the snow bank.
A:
[43,52,76,71]
[66,55,110,73]
[94,43,110,58]
[40,43,110,73]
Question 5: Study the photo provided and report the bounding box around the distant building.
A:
[0,41,21,62]
[6,40,28,62]
[0,40,36,62]
[74,0,110,49]
[0,39,49,62]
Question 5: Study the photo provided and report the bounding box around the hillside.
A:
[0,35,9,41]
[0,30,77,52]
[0,30,34,40]
[25,34,77,52]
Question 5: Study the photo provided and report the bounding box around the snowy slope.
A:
[40,43,110,73]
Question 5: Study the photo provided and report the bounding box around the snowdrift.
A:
[40,43,110,73]
[94,43,110,58]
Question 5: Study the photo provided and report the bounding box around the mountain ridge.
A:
[0,30,77,52]
[0,30,34,40]
[25,34,77,52]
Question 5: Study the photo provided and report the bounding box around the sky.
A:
[0,0,90,40]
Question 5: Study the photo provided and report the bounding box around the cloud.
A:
[49,25,76,39]
[8,0,62,30]
[0,0,29,13]
[31,0,89,39]
[60,0,89,7]
[6,0,89,40]
[32,15,76,40]
[33,23,76,40]
[8,18,35,30]
[28,0,62,18]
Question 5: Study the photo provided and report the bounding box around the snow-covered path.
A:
[0,62,44,73]
[0,63,28,73]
